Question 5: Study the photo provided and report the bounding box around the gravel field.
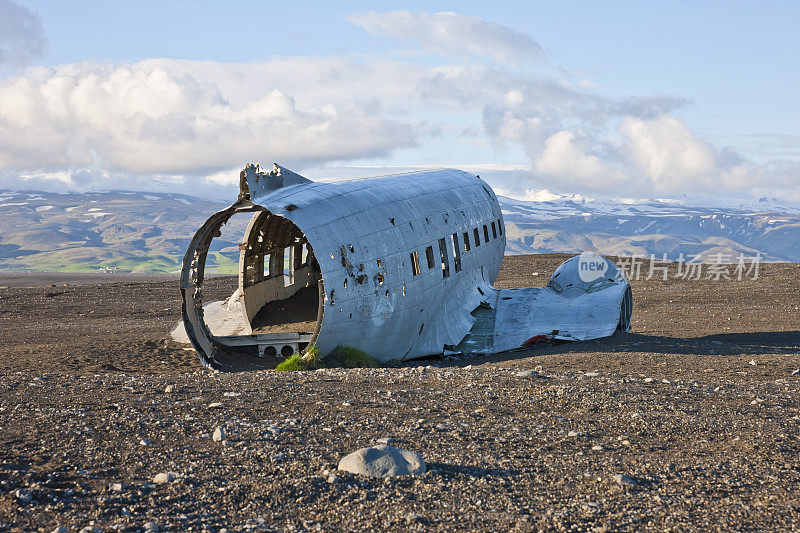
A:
[0,254,799,532]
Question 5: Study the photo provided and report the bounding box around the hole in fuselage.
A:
[241,212,323,336]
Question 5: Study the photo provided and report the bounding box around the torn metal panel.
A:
[457,254,632,353]
[180,163,632,371]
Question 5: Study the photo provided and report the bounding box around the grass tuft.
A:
[275,344,322,372]
[329,345,380,368]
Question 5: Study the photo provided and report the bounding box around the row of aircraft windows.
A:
[410,218,503,278]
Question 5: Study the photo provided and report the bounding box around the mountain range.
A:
[1,188,798,273]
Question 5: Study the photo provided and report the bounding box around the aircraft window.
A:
[451,233,462,272]
[491,221,497,239]
[497,218,503,235]
[483,225,490,243]
[474,228,480,246]
[438,238,450,278]
[426,246,435,269]
[410,251,421,276]
[283,246,294,287]
[463,232,470,252]
[263,253,272,278]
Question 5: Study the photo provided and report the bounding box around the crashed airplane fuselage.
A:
[180,164,632,371]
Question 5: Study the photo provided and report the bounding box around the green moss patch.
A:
[328,345,380,368]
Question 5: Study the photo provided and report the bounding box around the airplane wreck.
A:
[180,164,633,371]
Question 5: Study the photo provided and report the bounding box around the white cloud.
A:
[348,10,543,64]
[0,0,46,68]
[0,60,417,176]
[621,115,717,188]
[536,130,625,189]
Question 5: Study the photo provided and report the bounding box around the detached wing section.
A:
[457,254,633,354]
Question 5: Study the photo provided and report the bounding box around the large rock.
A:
[338,445,426,477]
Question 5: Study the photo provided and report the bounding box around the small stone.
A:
[643,377,653,383]
[164,384,175,393]
[584,372,600,377]
[338,444,426,477]
[405,512,423,524]
[208,402,223,409]
[143,522,160,532]
[50,527,68,533]
[792,368,800,375]
[153,472,174,484]
[591,445,604,451]
[621,439,631,446]
[109,483,123,492]
[271,453,285,463]
[14,488,32,503]
[749,359,757,366]
[212,426,226,442]
[223,391,241,397]
[79,527,101,533]
[376,437,393,444]
[612,473,638,487]
[568,430,581,437]
[326,474,338,483]
[516,370,535,378]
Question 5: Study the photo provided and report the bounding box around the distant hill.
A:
[0,190,247,273]
[501,195,800,262]
[1,188,798,273]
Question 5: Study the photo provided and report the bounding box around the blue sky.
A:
[1,1,798,201]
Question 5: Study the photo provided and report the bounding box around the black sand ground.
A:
[0,255,798,531]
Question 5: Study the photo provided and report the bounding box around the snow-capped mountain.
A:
[501,194,800,262]
[1,188,798,273]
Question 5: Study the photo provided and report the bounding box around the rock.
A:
[50,527,68,533]
[144,522,160,532]
[223,391,241,397]
[516,370,535,378]
[14,488,32,503]
[643,377,653,383]
[405,512,424,524]
[591,445,604,451]
[164,384,175,393]
[153,472,175,484]
[208,402,223,409]
[749,359,757,366]
[338,444,426,477]
[79,527,101,533]
[376,437,393,445]
[568,430,581,437]
[327,474,338,483]
[212,426,226,442]
[612,473,638,487]
[109,482,123,492]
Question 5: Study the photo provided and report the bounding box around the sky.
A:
[0,0,798,202]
